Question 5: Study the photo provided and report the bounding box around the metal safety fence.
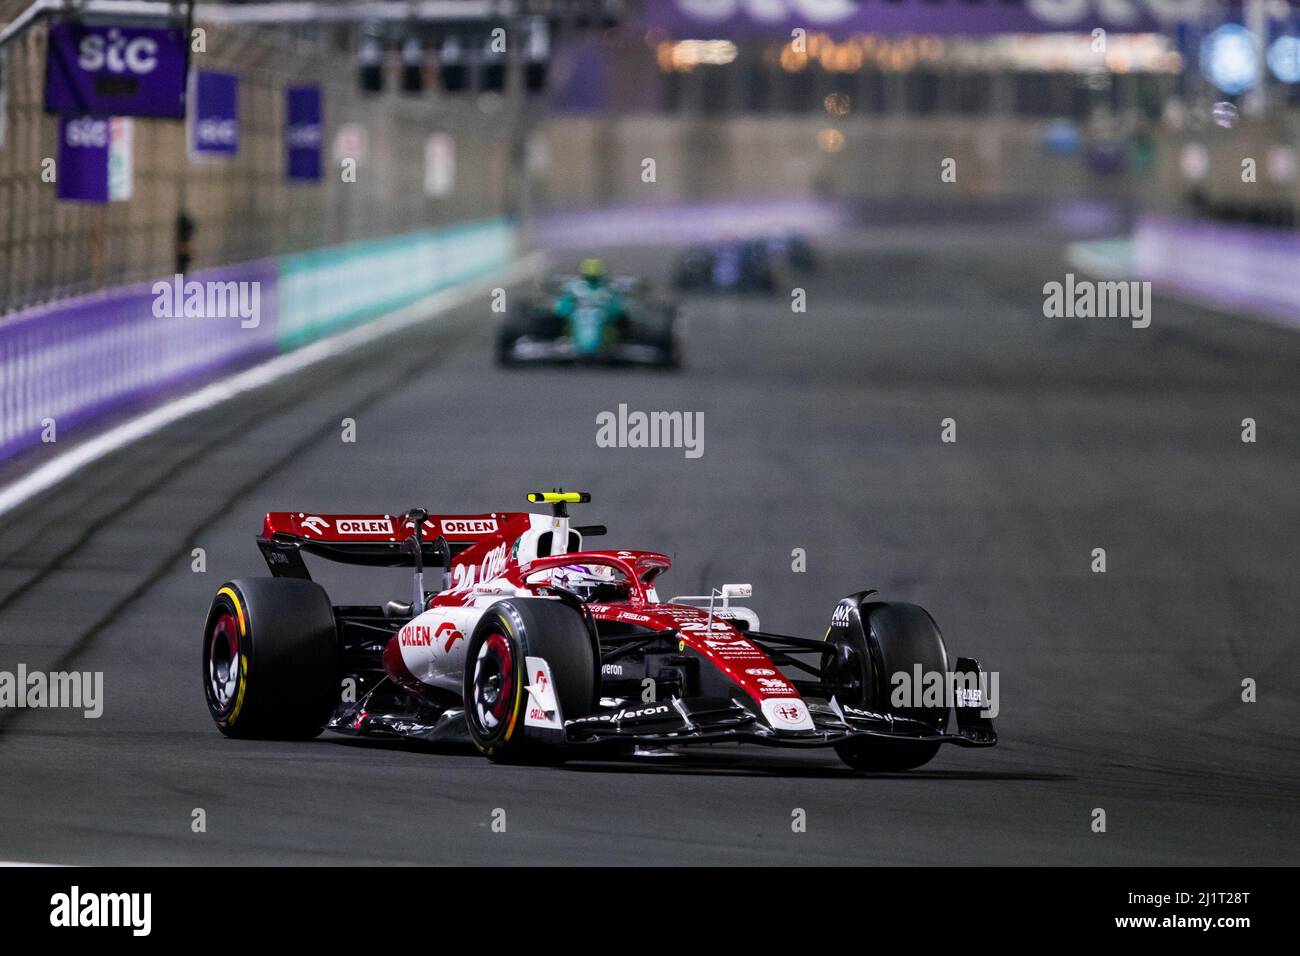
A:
[0,7,522,316]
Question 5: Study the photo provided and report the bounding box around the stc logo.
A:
[676,0,1204,26]
[64,118,108,149]
[196,119,238,147]
[287,124,323,148]
[1026,1,1205,27]
[78,30,159,75]
[677,0,856,23]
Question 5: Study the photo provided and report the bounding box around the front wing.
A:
[504,335,673,366]
[325,693,995,752]
[558,696,997,749]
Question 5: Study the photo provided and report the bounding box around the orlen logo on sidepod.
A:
[400,622,463,652]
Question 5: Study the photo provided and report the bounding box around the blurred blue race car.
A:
[673,234,816,293]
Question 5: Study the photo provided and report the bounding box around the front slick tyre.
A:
[833,601,947,772]
[463,598,595,765]
[202,578,339,740]
[835,738,941,772]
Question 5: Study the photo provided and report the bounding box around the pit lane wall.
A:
[0,217,514,464]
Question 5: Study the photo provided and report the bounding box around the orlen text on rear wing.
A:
[258,512,451,580]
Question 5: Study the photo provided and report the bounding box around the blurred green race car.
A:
[497,258,679,368]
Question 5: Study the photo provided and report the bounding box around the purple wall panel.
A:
[1133,216,1300,331]
[0,260,278,463]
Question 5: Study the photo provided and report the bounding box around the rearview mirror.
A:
[721,583,752,598]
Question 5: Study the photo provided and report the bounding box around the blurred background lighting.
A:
[656,39,738,71]
[816,128,846,154]
[1200,23,1259,96]
[1267,34,1300,84]
[823,92,851,117]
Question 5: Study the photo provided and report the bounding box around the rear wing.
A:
[258,512,451,579]
[256,505,604,580]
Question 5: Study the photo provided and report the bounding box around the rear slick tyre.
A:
[202,578,339,740]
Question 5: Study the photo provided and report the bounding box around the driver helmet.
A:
[579,258,607,287]
[551,563,622,601]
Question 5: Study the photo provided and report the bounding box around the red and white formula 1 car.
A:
[202,493,996,769]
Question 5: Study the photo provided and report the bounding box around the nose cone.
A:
[571,309,604,354]
[761,697,815,732]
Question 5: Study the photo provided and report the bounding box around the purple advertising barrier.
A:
[535,199,848,248]
[189,70,239,157]
[1133,215,1300,330]
[644,0,1174,37]
[286,85,323,181]
[56,115,110,202]
[0,260,278,464]
[45,21,188,119]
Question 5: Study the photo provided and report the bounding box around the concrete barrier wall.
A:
[1150,116,1300,216]
[536,115,1118,209]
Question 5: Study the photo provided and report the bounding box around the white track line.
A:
[0,253,546,519]
[0,860,60,866]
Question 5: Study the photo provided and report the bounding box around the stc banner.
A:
[44,20,188,119]
[189,70,239,157]
[645,0,1177,36]
[56,116,133,203]
[286,85,323,182]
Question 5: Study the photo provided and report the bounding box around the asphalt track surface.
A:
[1,226,1297,865]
